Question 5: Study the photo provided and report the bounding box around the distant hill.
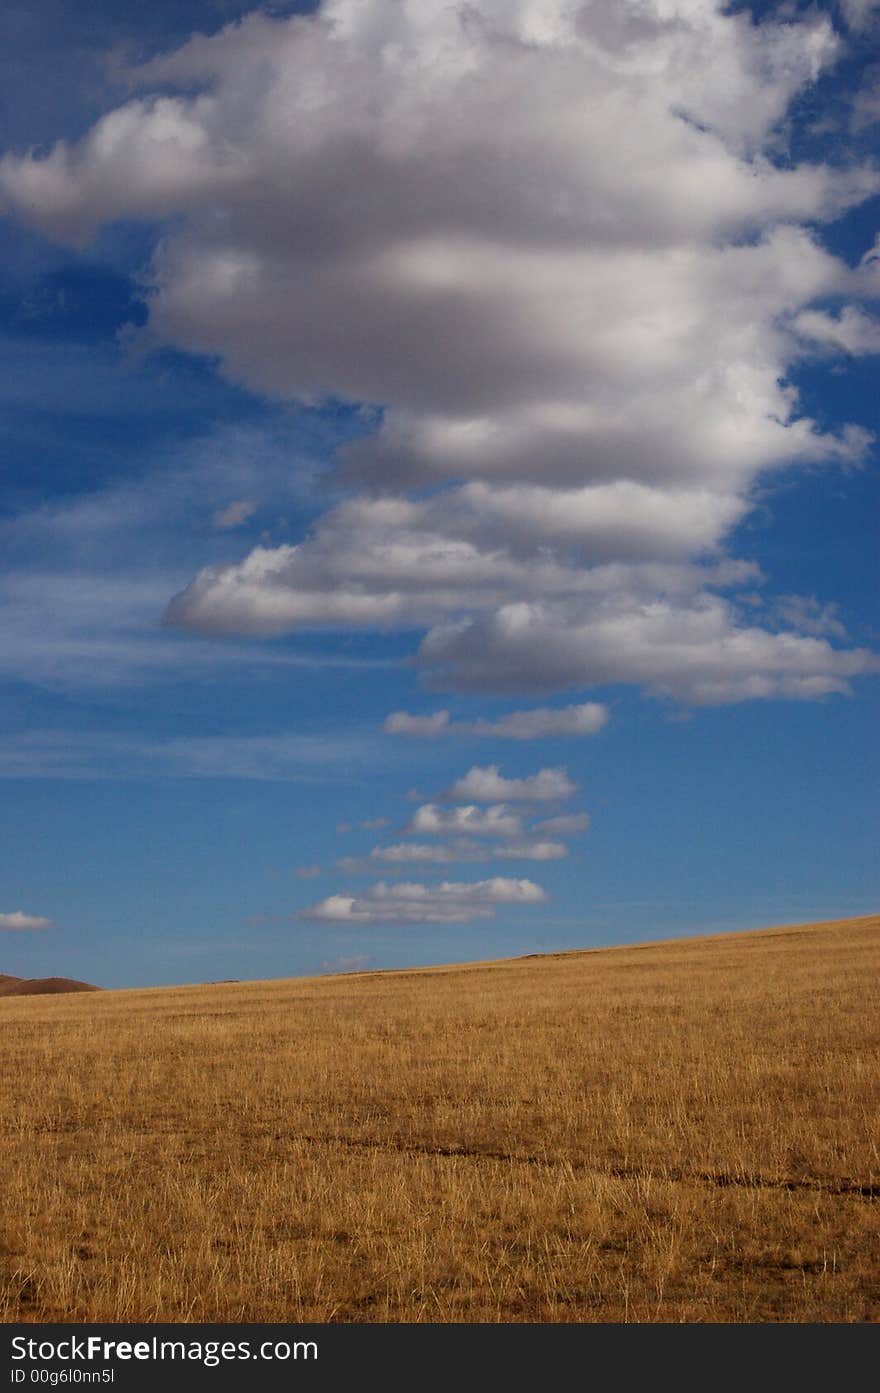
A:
[0,974,100,997]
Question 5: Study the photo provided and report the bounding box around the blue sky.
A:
[0,0,877,988]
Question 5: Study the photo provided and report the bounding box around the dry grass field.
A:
[1,913,878,1323]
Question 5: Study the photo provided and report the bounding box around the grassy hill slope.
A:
[1,912,877,1323]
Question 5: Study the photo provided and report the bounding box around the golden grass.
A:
[2,913,878,1323]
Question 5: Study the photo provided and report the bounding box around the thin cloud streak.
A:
[443,765,578,804]
[0,730,394,782]
[0,910,52,930]
[384,702,609,739]
[300,877,548,924]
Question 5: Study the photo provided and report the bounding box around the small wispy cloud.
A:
[495,841,567,861]
[320,954,375,974]
[337,817,391,834]
[0,730,391,783]
[0,910,52,930]
[335,766,589,873]
[300,877,547,924]
[443,765,577,804]
[340,836,567,869]
[408,803,524,839]
[531,812,591,836]
[772,595,848,639]
[384,702,609,739]
[211,499,257,530]
[839,0,880,34]
[793,307,880,356]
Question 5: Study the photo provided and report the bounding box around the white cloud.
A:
[351,836,567,867]
[495,841,567,862]
[384,710,454,738]
[211,499,257,530]
[444,765,577,803]
[840,0,880,31]
[300,876,547,924]
[294,864,321,879]
[162,498,773,637]
[0,729,388,782]
[3,1,877,705]
[419,597,879,703]
[320,954,374,974]
[408,802,524,839]
[358,841,484,866]
[0,910,52,930]
[0,422,401,698]
[384,702,609,739]
[487,703,608,739]
[794,307,880,355]
[771,595,847,640]
[531,812,591,836]
[337,816,391,833]
[852,67,880,132]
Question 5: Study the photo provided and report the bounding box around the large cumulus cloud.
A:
[4,0,878,704]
